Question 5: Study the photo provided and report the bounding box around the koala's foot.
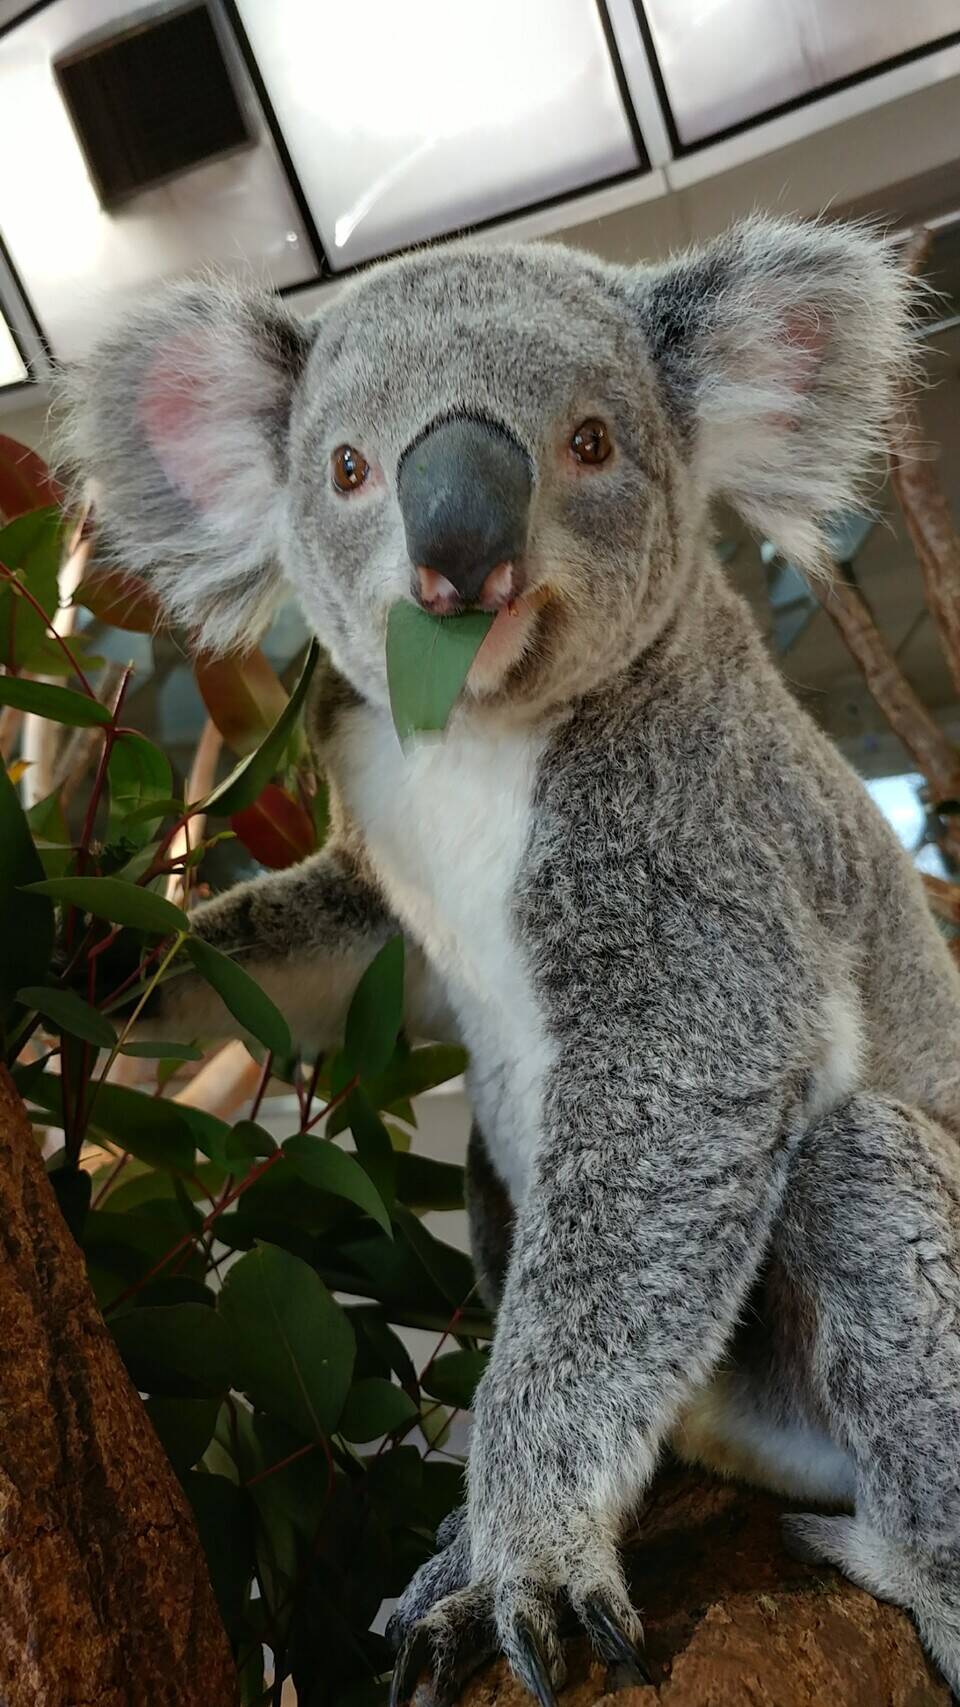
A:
[387,1511,652,1707]
[782,1514,960,1698]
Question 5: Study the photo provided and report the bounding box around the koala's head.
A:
[65,217,911,714]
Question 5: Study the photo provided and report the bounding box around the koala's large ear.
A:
[632,217,914,570]
[61,280,313,652]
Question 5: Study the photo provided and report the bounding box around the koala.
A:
[66,217,960,1703]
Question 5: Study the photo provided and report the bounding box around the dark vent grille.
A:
[55,4,253,208]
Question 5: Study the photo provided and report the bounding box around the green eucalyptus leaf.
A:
[218,1241,355,1438]
[420,1348,489,1410]
[344,934,404,1079]
[204,639,319,816]
[386,602,494,741]
[283,1132,392,1236]
[27,1073,198,1171]
[17,985,117,1049]
[146,1394,220,1474]
[338,1377,417,1443]
[0,507,62,670]
[0,675,110,725]
[111,1303,234,1397]
[184,937,290,1055]
[119,1039,203,1061]
[108,734,173,846]
[184,1472,256,1638]
[21,875,189,936]
[0,763,53,1016]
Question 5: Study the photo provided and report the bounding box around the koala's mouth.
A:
[466,585,551,695]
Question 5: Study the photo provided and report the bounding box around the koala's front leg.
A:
[148,846,457,1049]
[392,1075,800,1704]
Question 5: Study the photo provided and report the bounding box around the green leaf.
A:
[420,1348,489,1409]
[283,1133,392,1236]
[204,639,320,816]
[184,1472,256,1638]
[22,875,189,936]
[225,1119,277,1160]
[0,675,110,725]
[339,1377,417,1443]
[108,734,173,847]
[393,1151,465,1211]
[395,1205,476,1305]
[344,1091,396,1207]
[119,1039,203,1061]
[111,1302,235,1397]
[218,1241,355,1437]
[184,936,290,1055]
[26,787,70,843]
[18,635,105,676]
[146,1394,220,1475]
[28,1073,198,1171]
[344,935,404,1079]
[17,985,117,1049]
[0,763,53,1017]
[326,1042,467,1137]
[386,602,494,741]
[0,507,62,670]
[121,795,186,827]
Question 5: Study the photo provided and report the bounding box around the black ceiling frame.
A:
[0,0,656,369]
[631,0,960,158]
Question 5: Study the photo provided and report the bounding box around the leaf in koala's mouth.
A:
[386,603,494,741]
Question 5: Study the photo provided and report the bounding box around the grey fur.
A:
[65,217,960,1697]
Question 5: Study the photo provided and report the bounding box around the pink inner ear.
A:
[783,305,827,396]
[138,334,224,510]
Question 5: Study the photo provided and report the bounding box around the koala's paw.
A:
[388,1517,651,1707]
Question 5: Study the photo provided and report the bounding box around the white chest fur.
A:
[334,707,554,1202]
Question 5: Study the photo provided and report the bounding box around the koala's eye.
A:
[332,444,370,493]
[569,418,612,466]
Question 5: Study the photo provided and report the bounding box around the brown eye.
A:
[332,444,370,493]
[570,418,612,465]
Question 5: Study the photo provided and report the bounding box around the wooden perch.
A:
[456,1464,948,1707]
[0,1068,237,1707]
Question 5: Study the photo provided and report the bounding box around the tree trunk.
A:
[0,1066,238,1707]
[458,1465,950,1707]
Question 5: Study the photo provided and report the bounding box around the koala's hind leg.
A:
[772,1092,960,1696]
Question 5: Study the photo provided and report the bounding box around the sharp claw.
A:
[581,1596,654,1686]
[513,1625,558,1707]
[390,1630,431,1707]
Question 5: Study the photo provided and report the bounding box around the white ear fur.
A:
[638,217,916,572]
[61,279,312,653]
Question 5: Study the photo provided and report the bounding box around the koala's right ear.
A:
[62,280,313,653]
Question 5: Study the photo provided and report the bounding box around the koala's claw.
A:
[388,1585,651,1705]
[580,1595,654,1686]
[513,1624,559,1707]
[388,1630,431,1707]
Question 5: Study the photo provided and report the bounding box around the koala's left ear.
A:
[631,217,915,570]
[62,280,313,652]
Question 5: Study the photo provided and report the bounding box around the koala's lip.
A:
[466,584,550,693]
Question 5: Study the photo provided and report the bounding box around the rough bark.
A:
[0,1066,238,1707]
[458,1464,950,1707]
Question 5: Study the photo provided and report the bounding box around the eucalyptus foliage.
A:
[0,460,491,1707]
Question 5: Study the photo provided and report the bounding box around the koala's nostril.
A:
[417,566,459,610]
[479,561,517,609]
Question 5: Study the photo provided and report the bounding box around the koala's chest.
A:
[336,709,543,986]
[333,709,553,1196]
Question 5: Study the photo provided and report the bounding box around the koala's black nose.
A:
[397,417,532,608]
